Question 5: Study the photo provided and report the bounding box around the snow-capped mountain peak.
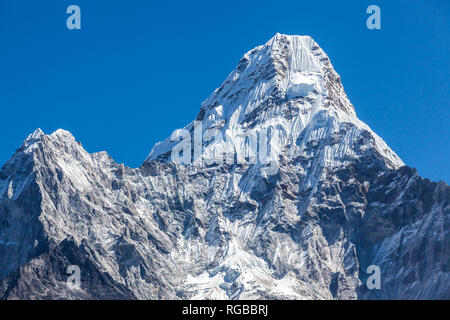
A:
[146,34,403,171]
[1,34,446,301]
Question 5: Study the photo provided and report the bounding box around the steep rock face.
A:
[0,34,448,300]
[357,167,449,299]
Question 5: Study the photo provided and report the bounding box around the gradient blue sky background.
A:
[0,0,449,182]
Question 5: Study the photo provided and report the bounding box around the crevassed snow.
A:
[286,72,319,98]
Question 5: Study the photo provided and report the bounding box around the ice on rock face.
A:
[286,72,319,98]
[146,33,403,170]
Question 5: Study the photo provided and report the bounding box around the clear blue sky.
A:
[0,0,449,183]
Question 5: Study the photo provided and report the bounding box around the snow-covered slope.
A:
[0,34,448,300]
[147,34,403,171]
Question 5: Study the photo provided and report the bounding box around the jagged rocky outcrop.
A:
[0,34,448,300]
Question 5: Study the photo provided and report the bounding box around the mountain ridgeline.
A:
[0,34,448,299]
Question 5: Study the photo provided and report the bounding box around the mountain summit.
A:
[0,34,448,300]
[147,34,403,171]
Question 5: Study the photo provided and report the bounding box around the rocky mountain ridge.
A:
[0,34,448,300]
